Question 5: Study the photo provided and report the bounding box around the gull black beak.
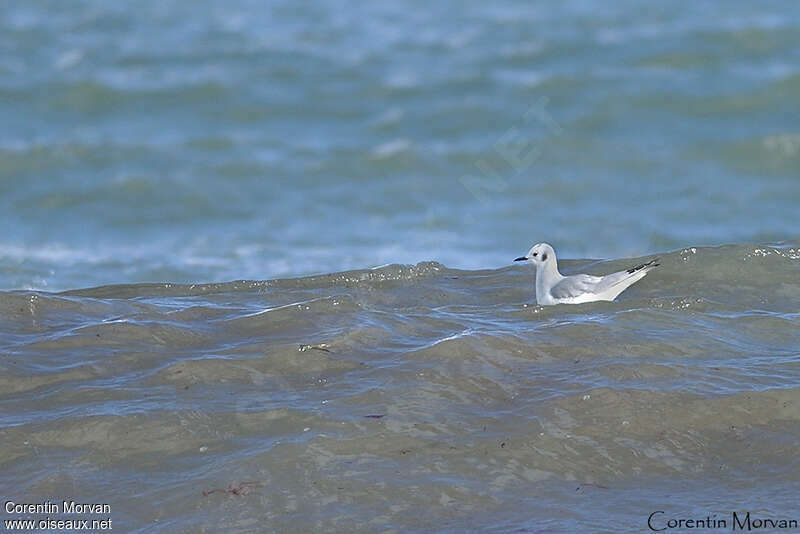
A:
[513,256,528,262]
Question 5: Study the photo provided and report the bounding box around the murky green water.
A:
[2,0,800,531]
[2,245,800,531]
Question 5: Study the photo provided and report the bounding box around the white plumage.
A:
[514,243,659,305]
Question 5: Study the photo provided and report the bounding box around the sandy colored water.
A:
[2,244,799,531]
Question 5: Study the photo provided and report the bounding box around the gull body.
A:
[514,243,659,306]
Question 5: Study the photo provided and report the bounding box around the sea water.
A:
[1,1,799,531]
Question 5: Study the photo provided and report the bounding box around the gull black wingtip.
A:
[626,257,660,274]
[513,256,528,262]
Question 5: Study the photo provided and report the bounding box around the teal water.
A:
[2,1,800,533]
[1,0,798,290]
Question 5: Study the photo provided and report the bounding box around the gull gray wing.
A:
[593,258,661,292]
[549,274,604,300]
[550,258,660,301]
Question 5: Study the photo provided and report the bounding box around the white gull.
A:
[514,243,659,305]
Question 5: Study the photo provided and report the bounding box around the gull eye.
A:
[542,253,548,261]
[532,252,538,257]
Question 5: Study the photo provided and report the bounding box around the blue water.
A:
[2,3,800,532]
[1,0,798,291]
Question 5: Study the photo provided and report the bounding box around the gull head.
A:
[514,242,556,269]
